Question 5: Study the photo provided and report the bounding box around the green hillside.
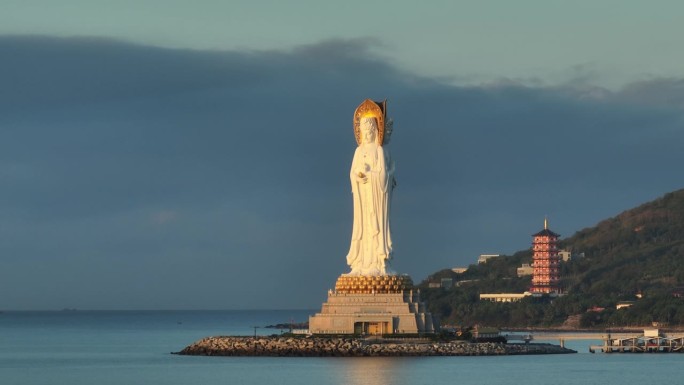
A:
[420,188,684,328]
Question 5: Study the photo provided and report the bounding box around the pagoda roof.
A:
[533,228,560,237]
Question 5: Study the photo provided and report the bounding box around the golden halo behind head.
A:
[353,99,386,145]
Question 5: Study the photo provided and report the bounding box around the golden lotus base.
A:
[334,274,414,294]
[308,274,436,335]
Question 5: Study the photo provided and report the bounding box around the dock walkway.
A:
[587,329,684,353]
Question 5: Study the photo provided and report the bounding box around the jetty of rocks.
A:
[175,336,575,357]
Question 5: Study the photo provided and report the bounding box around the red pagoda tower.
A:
[530,219,561,294]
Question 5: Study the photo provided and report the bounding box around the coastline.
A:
[175,336,575,357]
[503,327,684,333]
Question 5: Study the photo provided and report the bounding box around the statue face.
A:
[360,117,377,144]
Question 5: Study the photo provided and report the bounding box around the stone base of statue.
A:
[308,274,437,335]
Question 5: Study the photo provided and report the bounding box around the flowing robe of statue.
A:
[346,117,393,276]
[383,124,395,264]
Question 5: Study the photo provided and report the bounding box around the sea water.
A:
[1,311,681,385]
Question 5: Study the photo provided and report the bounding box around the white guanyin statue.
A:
[345,99,396,276]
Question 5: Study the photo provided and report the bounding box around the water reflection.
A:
[331,357,403,385]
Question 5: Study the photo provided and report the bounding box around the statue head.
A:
[360,117,378,144]
[353,99,385,146]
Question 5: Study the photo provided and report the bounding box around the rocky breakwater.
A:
[175,336,575,357]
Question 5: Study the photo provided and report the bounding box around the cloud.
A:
[617,78,684,109]
[0,35,682,309]
[0,36,266,112]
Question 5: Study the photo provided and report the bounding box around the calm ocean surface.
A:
[1,310,681,385]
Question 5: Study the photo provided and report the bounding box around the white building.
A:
[558,250,571,262]
[517,263,533,277]
[477,254,500,264]
[479,293,530,302]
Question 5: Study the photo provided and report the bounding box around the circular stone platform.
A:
[334,274,414,294]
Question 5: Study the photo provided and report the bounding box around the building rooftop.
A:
[533,218,560,237]
[532,228,561,237]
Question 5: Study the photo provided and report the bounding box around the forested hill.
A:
[560,188,684,300]
[419,188,684,328]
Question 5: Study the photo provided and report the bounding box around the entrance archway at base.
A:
[354,321,390,335]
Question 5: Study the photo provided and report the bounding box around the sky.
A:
[1,1,683,310]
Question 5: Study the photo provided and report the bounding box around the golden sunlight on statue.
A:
[346,99,395,276]
[308,99,436,335]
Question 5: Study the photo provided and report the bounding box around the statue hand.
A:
[356,172,368,184]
